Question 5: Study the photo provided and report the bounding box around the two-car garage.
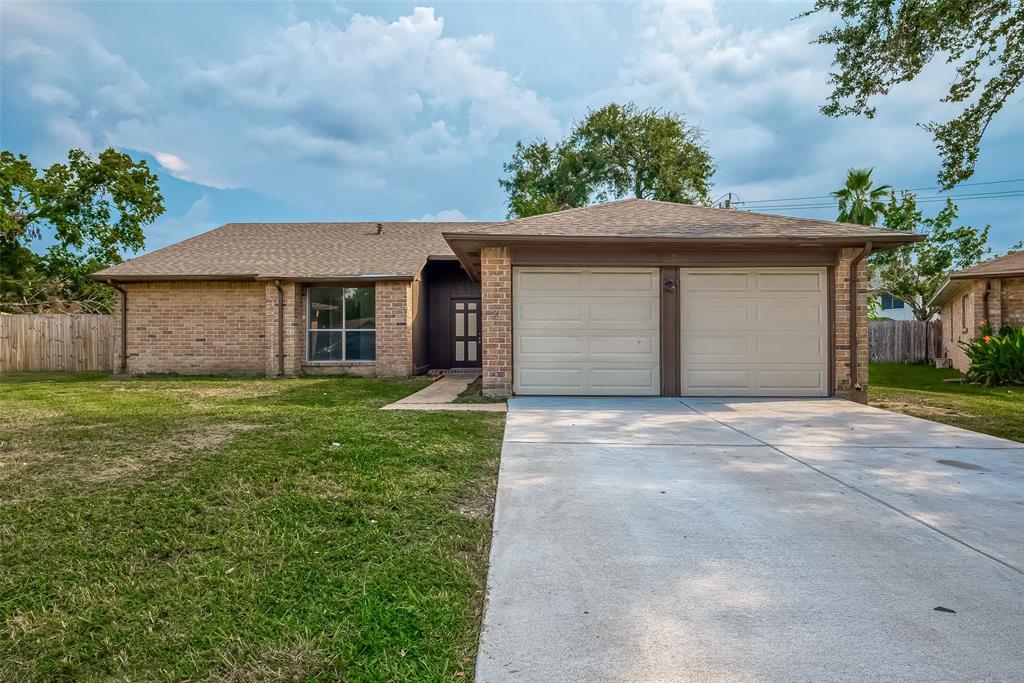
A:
[512,266,829,397]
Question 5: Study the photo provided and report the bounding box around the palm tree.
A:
[834,168,892,225]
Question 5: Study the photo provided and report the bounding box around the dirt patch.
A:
[453,459,498,519]
[874,401,961,418]
[212,638,333,682]
[0,421,260,490]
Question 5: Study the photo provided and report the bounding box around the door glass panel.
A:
[455,343,464,362]
[456,302,464,311]
[455,311,465,337]
[467,312,477,337]
[468,341,477,362]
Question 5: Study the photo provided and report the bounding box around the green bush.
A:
[960,326,1024,386]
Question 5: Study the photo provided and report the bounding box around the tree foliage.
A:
[806,0,1023,188]
[500,103,715,218]
[1,148,164,313]
[870,192,989,320]
[834,167,892,225]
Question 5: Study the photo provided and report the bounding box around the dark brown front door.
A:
[452,298,481,368]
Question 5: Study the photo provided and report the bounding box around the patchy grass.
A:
[870,363,1024,443]
[0,372,505,680]
[453,377,506,405]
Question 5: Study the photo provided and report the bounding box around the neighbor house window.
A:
[307,286,375,362]
[961,294,968,330]
[880,293,905,310]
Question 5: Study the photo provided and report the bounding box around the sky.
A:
[2,0,1022,255]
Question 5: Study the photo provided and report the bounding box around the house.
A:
[94,199,920,401]
[929,251,1024,372]
[869,276,917,321]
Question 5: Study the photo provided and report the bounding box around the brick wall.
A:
[941,282,978,373]
[835,248,870,402]
[1001,277,1024,327]
[115,281,266,375]
[264,281,303,376]
[480,246,512,397]
[374,281,414,376]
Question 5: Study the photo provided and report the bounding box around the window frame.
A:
[305,285,376,364]
[961,294,968,331]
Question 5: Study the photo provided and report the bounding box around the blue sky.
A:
[2,1,1021,254]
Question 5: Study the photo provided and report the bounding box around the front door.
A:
[452,298,481,368]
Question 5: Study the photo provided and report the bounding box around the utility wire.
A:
[732,177,1024,206]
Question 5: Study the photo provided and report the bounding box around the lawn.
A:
[0,373,505,681]
[870,363,1024,443]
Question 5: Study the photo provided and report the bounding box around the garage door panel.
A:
[514,267,660,396]
[755,303,824,326]
[756,271,823,292]
[516,270,585,293]
[590,334,657,357]
[589,300,659,324]
[681,267,827,397]
[589,270,659,293]
[517,334,583,355]
[686,271,751,291]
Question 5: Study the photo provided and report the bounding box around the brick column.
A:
[375,281,413,376]
[481,246,512,397]
[264,281,303,376]
[835,248,869,402]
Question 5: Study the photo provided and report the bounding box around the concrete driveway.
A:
[476,397,1024,682]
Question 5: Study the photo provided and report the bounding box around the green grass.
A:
[0,372,505,681]
[870,363,1024,443]
[452,377,506,405]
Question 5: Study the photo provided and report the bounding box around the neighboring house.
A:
[868,276,917,321]
[929,251,1024,372]
[94,199,919,401]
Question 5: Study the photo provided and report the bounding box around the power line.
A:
[744,191,1024,212]
[732,177,1024,206]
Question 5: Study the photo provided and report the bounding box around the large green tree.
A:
[871,192,989,320]
[1,148,164,313]
[500,103,715,218]
[834,167,892,225]
[806,0,1023,188]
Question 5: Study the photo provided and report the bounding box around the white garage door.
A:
[680,267,828,397]
[513,267,660,395]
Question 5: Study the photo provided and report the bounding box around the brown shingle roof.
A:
[95,222,491,281]
[455,198,918,242]
[950,251,1024,279]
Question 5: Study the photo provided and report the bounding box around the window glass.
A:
[880,293,906,310]
[309,330,344,362]
[346,331,376,361]
[345,287,375,329]
[308,288,345,330]
[307,286,375,361]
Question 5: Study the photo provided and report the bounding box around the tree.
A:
[805,0,1023,188]
[834,168,892,225]
[870,192,989,320]
[1,148,164,313]
[499,103,714,218]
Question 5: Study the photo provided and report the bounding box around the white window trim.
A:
[305,285,376,364]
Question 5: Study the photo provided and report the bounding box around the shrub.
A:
[960,326,1024,386]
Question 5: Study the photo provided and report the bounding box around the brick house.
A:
[929,251,1024,372]
[94,199,919,401]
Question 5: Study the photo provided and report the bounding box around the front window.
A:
[307,286,375,362]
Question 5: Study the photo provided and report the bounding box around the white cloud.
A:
[413,209,470,222]
[174,7,558,171]
[596,0,949,200]
[144,194,217,252]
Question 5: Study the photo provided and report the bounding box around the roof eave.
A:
[927,276,967,309]
[93,273,415,283]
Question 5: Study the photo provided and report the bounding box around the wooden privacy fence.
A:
[0,314,113,372]
[869,319,943,363]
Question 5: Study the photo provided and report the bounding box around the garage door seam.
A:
[677,399,1024,576]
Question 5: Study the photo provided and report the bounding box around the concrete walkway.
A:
[382,373,506,412]
[477,397,1024,682]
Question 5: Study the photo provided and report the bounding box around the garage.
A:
[513,267,661,395]
[680,267,828,396]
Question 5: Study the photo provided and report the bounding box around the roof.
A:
[449,199,920,243]
[94,222,490,281]
[929,251,1024,308]
[949,251,1024,280]
[95,199,922,282]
